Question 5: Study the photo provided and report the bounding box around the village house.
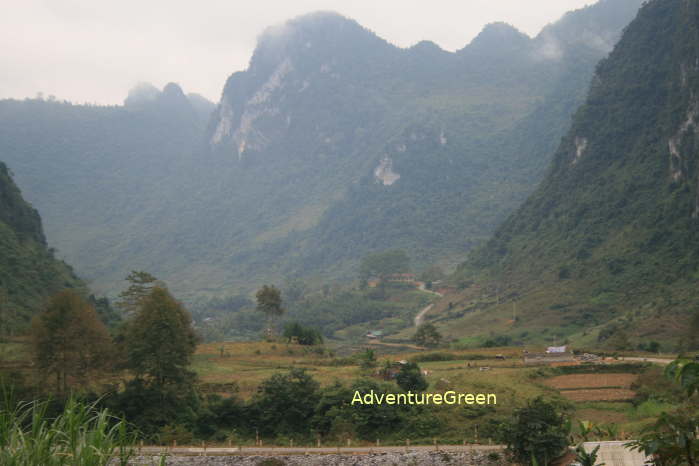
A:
[523,346,576,365]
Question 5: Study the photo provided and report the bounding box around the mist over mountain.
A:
[201,0,643,294]
[0,0,642,303]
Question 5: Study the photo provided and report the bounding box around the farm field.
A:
[559,388,636,402]
[191,342,546,400]
[190,342,682,439]
[543,373,637,401]
[544,374,637,390]
[1,336,680,440]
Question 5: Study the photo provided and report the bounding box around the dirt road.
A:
[414,304,433,327]
[414,283,443,327]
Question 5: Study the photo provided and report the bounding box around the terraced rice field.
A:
[544,373,637,401]
[560,388,636,401]
[544,373,636,390]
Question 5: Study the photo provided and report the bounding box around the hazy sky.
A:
[1,0,595,105]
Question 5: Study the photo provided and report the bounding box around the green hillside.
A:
[0,161,83,333]
[452,0,699,349]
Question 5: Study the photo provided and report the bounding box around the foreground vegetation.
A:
[0,397,134,465]
[0,269,695,464]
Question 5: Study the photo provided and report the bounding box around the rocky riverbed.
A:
[123,450,507,465]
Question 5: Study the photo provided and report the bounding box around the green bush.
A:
[282,322,323,345]
[396,362,428,392]
[498,397,570,466]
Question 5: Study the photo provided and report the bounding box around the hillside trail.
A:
[414,283,443,327]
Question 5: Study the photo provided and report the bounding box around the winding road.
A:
[414,304,433,327]
[414,283,443,327]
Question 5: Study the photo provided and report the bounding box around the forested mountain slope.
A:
[453,0,699,347]
[0,0,642,302]
[0,161,82,332]
[0,84,211,296]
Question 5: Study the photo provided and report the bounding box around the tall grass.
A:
[0,395,135,465]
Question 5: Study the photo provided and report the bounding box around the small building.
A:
[366,330,384,339]
[386,273,416,283]
[367,278,381,288]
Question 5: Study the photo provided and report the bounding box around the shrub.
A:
[282,322,323,345]
[396,362,428,392]
[498,397,570,466]
[413,323,442,348]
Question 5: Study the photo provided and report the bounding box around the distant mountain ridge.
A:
[0,0,643,303]
[202,0,643,292]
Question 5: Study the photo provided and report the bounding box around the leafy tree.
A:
[395,362,428,392]
[30,290,113,394]
[193,391,245,440]
[575,443,603,466]
[413,323,442,348]
[125,286,197,390]
[114,286,199,435]
[312,378,415,441]
[282,321,323,345]
[628,411,699,466]
[109,377,200,438]
[251,368,320,437]
[626,357,699,465]
[576,420,596,442]
[340,378,405,440]
[256,285,285,339]
[665,358,699,399]
[115,270,159,315]
[311,381,354,436]
[499,397,570,466]
[88,295,121,328]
